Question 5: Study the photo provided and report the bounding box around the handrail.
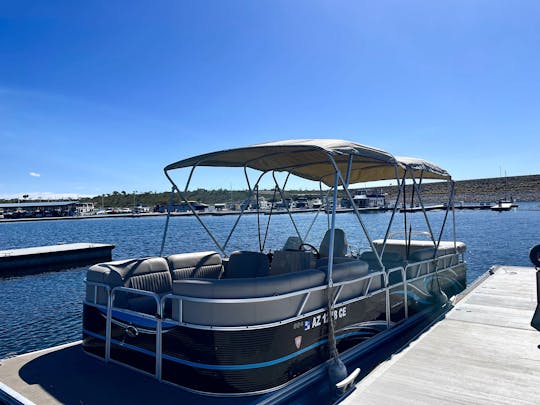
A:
[386,266,408,319]
[111,286,162,315]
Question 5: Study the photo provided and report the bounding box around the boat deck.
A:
[343,265,540,404]
[0,342,248,405]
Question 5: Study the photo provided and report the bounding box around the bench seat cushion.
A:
[166,251,222,280]
[172,269,325,299]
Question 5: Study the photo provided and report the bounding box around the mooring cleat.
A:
[335,367,360,395]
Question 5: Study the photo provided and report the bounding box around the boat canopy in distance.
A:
[165,139,450,186]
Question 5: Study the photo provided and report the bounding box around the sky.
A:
[1,1,539,199]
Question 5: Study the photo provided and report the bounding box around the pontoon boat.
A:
[82,139,466,396]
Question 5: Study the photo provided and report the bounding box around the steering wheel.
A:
[298,243,320,259]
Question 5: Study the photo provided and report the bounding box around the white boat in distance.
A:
[82,139,466,398]
[490,199,514,211]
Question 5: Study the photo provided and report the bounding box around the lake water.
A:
[1,203,539,358]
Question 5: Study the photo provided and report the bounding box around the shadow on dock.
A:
[16,344,246,405]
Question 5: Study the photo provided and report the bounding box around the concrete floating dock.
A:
[0,342,247,405]
[0,243,114,277]
[343,265,540,404]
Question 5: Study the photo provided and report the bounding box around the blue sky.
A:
[1,1,539,199]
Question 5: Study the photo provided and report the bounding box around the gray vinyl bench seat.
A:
[166,251,223,280]
[170,259,376,326]
[86,256,172,314]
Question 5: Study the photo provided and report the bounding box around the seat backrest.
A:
[166,251,222,280]
[223,250,270,279]
[283,236,302,250]
[127,257,172,293]
[319,259,369,282]
[408,248,437,262]
[87,257,172,293]
[270,250,313,275]
[86,257,172,311]
[360,251,404,270]
[173,268,325,299]
[319,228,348,258]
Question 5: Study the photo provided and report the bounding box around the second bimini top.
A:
[165,139,450,186]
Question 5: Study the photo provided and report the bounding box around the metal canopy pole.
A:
[223,170,266,252]
[326,171,339,285]
[344,155,353,188]
[380,168,406,257]
[451,181,457,251]
[409,169,437,246]
[163,165,228,256]
[159,186,176,257]
[260,182,279,252]
[304,185,331,242]
[272,172,303,242]
[326,171,340,358]
[432,182,454,261]
[325,159,353,389]
[331,160,385,271]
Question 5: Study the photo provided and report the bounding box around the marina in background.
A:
[1,174,538,222]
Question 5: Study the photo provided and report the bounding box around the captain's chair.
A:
[319,228,348,258]
[283,236,302,251]
[317,228,351,268]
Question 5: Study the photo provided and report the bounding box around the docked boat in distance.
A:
[490,198,516,211]
[82,139,467,398]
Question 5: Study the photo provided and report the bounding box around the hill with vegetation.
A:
[2,174,538,208]
[81,174,540,207]
[383,174,540,204]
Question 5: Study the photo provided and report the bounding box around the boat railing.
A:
[386,266,408,320]
[405,251,464,282]
[85,281,111,307]
[84,251,464,329]
[111,286,163,314]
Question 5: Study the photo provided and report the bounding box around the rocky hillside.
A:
[379,174,540,204]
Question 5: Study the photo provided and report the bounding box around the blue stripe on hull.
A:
[83,328,375,371]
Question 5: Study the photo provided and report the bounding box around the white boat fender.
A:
[530,245,540,268]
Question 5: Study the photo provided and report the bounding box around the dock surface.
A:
[0,243,114,276]
[343,265,540,404]
[0,342,247,405]
[0,243,112,258]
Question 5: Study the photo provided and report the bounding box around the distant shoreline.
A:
[383,174,540,203]
[1,174,538,219]
[1,201,536,224]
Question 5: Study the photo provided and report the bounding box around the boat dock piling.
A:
[342,265,540,404]
[0,243,114,277]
